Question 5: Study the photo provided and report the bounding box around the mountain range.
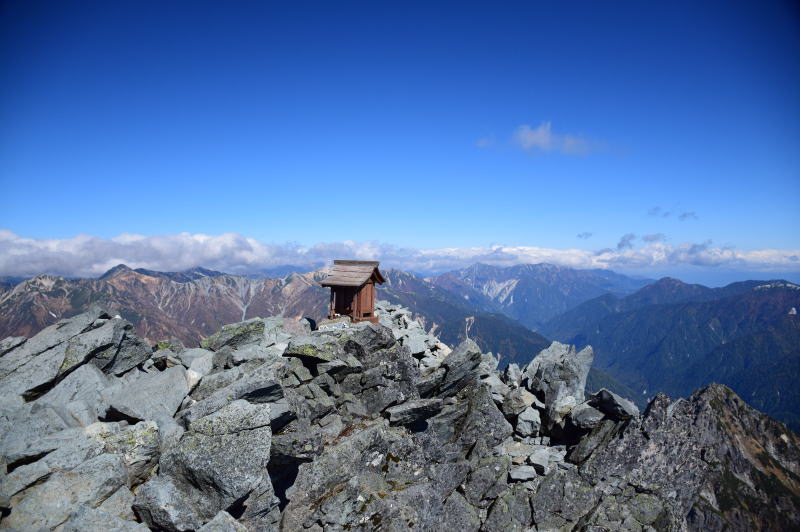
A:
[0,263,637,398]
[2,262,798,430]
[541,277,800,430]
[428,262,651,329]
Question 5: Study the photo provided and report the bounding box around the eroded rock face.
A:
[0,302,797,531]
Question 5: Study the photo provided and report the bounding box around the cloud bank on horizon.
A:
[1,230,798,280]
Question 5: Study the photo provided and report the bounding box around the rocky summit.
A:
[0,302,798,531]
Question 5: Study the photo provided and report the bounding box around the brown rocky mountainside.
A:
[0,266,555,367]
[0,266,329,345]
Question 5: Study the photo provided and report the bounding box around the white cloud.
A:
[0,230,798,279]
[512,122,593,155]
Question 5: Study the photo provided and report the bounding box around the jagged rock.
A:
[385,398,443,426]
[62,505,148,532]
[102,365,189,422]
[1,304,798,532]
[100,421,160,486]
[589,388,640,420]
[199,317,265,351]
[530,467,598,529]
[136,400,273,528]
[463,455,511,508]
[436,339,482,397]
[132,476,202,531]
[568,401,605,430]
[442,491,481,531]
[515,406,541,437]
[0,308,117,401]
[501,387,540,417]
[527,446,565,475]
[503,363,522,387]
[2,453,128,530]
[179,361,289,429]
[82,318,151,376]
[521,341,593,431]
[239,477,281,530]
[431,381,512,460]
[97,485,137,521]
[494,439,536,458]
[284,334,344,363]
[566,418,620,464]
[227,343,284,366]
[177,347,214,367]
[482,373,510,402]
[190,361,263,401]
[404,332,428,356]
[198,510,249,532]
[36,363,113,427]
[417,366,445,397]
[0,424,111,503]
[483,485,532,531]
[508,465,537,481]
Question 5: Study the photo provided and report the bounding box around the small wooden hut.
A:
[320,260,386,324]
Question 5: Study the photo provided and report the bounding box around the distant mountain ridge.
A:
[0,266,329,344]
[0,263,638,400]
[428,262,651,329]
[541,277,800,430]
[100,264,230,283]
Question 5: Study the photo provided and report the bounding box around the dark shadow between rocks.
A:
[100,405,142,425]
[268,458,304,510]
[226,493,250,519]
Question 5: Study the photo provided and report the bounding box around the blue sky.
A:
[1,1,798,283]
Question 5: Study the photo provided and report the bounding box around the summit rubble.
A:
[0,301,798,531]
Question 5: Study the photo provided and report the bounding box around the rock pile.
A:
[1,302,798,530]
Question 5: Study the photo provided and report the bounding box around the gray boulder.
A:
[132,476,201,531]
[385,398,443,426]
[501,387,540,417]
[62,505,148,532]
[199,511,249,532]
[102,365,189,422]
[589,388,640,420]
[136,401,274,527]
[179,361,290,430]
[436,339,482,397]
[482,485,532,531]
[0,309,149,404]
[283,334,344,363]
[200,318,267,351]
[569,401,605,430]
[36,363,113,427]
[3,453,128,530]
[463,455,511,508]
[521,341,593,431]
[515,406,541,437]
[509,465,537,481]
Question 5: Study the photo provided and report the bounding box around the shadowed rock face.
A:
[0,302,798,531]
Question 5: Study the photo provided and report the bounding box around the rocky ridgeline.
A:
[1,303,799,531]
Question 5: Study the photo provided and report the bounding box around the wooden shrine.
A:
[320,260,386,324]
